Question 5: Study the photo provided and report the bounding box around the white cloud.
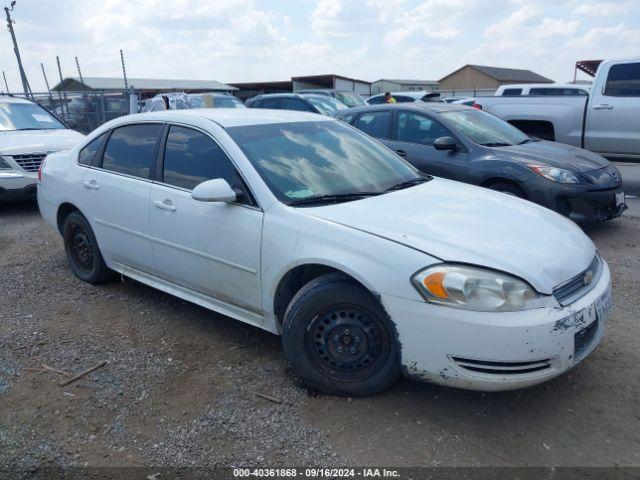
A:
[0,0,638,93]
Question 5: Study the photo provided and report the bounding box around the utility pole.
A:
[75,56,85,90]
[56,56,69,120]
[120,49,128,91]
[40,62,53,107]
[2,70,9,93]
[4,1,32,98]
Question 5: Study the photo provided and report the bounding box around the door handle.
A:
[396,149,407,158]
[154,199,176,212]
[83,180,99,190]
[593,104,614,110]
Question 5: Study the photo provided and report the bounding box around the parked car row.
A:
[37,108,613,396]
[3,63,631,398]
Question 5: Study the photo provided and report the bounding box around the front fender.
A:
[260,204,438,332]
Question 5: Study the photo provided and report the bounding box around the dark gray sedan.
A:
[336,103,627,225]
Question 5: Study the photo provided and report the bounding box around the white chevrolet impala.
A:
[37,109,612,395]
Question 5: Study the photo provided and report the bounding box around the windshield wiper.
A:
[385,175,431,192]
[518,138,540,145]
[288,192,380,207]
[480,142,512,147]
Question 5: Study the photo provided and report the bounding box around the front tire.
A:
[62,211,112,284]
[282,273,401,396]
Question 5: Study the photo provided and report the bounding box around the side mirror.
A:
[434,136,458,151]
[191,178,237,203]
[65,118,78,130]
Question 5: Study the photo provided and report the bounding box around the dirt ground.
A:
[1,202,639,469]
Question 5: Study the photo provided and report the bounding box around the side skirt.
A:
[113,262,272,333]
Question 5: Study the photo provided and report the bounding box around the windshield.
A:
[0,102,66,131]
[335,92,366,107]
[301,95,348,115]
[227,121,424,204]
[441,109,529,146]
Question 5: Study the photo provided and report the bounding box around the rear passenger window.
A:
[78,133,106,166]
[604,63,640,96]
[260,98,282,109]
[394,95,415,103]
[356,111,391,139]
[283,98,314,112]
[102,124,163,178]
[163,126,236,191]
[502,88,522,96]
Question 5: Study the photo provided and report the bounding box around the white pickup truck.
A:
[475,59,640,160]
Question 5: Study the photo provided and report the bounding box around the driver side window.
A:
[162,125,253,205]
[395,111,452,146]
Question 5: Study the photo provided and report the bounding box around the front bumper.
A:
[523,178,626,225]
[383,260,612,391]
[0,171,37,203]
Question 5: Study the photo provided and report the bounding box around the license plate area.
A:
[574,286,612,361]
[616,191,625,206]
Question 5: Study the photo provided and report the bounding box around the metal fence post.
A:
[129,86,138,114]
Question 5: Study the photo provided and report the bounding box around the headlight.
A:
[527,164,582,184]
[412,264,543,312]
[0,156,12,170]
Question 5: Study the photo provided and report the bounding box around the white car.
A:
[367,91,442,104]
[37,109,612,395]
[0,96,84,202]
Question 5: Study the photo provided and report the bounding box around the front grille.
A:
[574,320,599,360]
[10,153,47,172]
[553,255,601,306]
[451,356,553,376]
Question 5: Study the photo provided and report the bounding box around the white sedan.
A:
[37,109,612,395]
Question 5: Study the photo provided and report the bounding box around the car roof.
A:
[337,102,468,116]
[0,95,36,105]
[109,108,328,128]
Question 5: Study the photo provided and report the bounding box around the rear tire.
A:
[487,181,528,199]
[282,273,401,396]
[62,211,112,284]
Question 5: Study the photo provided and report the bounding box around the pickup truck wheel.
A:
[282,273,401,396]
[62,211,112,284]
[487,181,528,200]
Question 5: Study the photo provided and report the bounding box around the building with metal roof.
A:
[370,79,438,94]
[52,77,236,94]
[438,65,553,91]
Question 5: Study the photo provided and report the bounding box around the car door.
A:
[388,110,468,179]
[585,61,640,156]
[80,123,163,275]
[149,124,263,313]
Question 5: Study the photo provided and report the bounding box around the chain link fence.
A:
[9,91,133,134]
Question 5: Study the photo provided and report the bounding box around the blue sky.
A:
[1,0,639,92]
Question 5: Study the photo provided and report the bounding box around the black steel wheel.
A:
[62,211,112,284]
[283,273,400,396]
[307,305,391,382]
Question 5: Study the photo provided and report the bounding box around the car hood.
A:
[492,140,609,172]
[0,129,84,155]
[301,178,595,294]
